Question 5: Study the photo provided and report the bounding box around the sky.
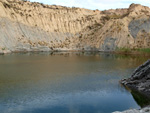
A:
[29,0,150,10]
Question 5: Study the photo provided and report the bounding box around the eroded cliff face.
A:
[79,4,150,51]
[0,0,150,53]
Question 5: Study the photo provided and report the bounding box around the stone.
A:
[117,60,150,113]
[121,60,150,98]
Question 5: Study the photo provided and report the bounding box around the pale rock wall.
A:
[0,0,150,53]
[0,0,101,52]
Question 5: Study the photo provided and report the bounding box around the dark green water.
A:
[0,52,149,113]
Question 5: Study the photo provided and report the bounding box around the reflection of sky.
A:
[0,53,146,113]
[0,90,138,113]
[30,0,150,10]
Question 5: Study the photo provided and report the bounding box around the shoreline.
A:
[1,49,150,55]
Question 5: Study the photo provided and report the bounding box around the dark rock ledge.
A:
[121,60,150,98]
[114,60,150,113]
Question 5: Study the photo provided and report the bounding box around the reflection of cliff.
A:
[131,90,150,108]
[0,0,150,53]
[114,90,150,113]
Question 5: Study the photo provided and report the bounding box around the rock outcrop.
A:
[119,60,150,113]
[0,0,150,53]
[121,60,150,98]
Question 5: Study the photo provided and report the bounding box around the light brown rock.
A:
[0,0,150,53]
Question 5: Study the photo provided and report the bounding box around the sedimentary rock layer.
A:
[0,0,150,53]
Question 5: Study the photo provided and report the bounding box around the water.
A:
[0,52,149,113]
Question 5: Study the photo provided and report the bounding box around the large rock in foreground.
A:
[117,61,150,113]
[121,60,150,98]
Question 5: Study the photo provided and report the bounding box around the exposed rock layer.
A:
[0,0,150,53]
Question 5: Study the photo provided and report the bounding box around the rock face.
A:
[121,60,150,98]
[0,0,150,53]
[116,58,150,113]
[119,60,150,113]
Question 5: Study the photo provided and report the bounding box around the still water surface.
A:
[0,52,148,113]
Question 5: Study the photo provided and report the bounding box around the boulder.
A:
[121,60,150,98]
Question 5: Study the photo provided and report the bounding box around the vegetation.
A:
[3,3,11,8]
[116,47,131,53]
[103,13,129,21]
[137,48,150,53]
[2,48,6,50]
[117,47,150,53]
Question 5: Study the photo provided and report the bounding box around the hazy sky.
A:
[30,0,150,10]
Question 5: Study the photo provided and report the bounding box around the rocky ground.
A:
[0,0,150,53]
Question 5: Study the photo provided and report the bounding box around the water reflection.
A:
[0,52,149,113]
[131,90,150,108]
